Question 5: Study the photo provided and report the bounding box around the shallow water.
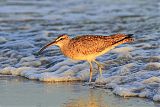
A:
[0,0,160,102]
[0,76,158,107]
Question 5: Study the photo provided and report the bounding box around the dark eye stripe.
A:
[56,37,64,41]
[59,38,63,40]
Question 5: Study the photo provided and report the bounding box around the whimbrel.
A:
[38,34,134,82]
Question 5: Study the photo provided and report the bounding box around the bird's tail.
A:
[111,34,134,46]
[124,34,134,43]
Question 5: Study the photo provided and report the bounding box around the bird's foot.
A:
[95,76,106,85]
[83,81,94,85]
[83,82,96,89]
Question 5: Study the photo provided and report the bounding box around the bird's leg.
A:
[94,60,103,77]
[88,61,93,83]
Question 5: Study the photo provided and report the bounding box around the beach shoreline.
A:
[0,75,159,107]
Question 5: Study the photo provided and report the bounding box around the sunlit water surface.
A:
[0,76,159,107]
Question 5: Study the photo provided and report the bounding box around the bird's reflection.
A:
[64,89,108,107]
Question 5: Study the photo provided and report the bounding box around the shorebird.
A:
[38,34,134,83]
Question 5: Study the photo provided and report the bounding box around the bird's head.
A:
[38,34,70,54]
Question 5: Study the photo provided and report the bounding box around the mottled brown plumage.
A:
[38,34,134,82]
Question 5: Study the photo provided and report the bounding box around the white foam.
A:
[111,46,134,54]
[153,94,160,102]
[153,86,160,101]
[113,86,139,97]
[142,76,160,84]
[113,83,146,97]
[0,67,33,76]
[117,63,135,75]
[95,76,106,83]
[19,55,36,63]
[0,36,8,43]
[139,89,150,98]
[145,62,160,71]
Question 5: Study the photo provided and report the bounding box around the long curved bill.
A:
[38,41,56,54]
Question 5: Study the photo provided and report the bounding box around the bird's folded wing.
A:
[69,34,127,55]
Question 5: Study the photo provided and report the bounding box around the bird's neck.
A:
[59,40,72,58]
[59,40,70,51]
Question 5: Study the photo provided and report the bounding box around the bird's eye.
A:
[59,38,63,40]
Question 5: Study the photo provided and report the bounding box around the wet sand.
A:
[0,75,159,107]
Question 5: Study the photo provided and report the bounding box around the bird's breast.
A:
[60,47,112,61]
[60,47,85,60]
